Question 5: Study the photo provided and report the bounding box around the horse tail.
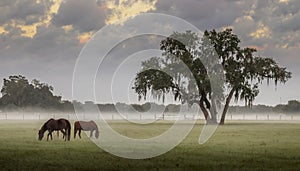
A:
[74,121,78,139]
[65,119,71,141]
[93,121,100,139]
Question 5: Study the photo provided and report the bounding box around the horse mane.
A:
[41,118,54,130]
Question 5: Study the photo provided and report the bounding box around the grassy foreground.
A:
[0,120,299,170]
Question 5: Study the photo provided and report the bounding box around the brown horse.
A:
[38,118,71,141]
[74,121,99,139]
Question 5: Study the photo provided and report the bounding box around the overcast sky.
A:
[0,0,300,106]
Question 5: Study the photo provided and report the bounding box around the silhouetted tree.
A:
[0,75,64,110]
[204,29,291,124]
[134,29,291,124]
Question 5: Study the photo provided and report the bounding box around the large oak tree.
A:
[134,29,291,124]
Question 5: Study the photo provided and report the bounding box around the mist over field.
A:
[1,106,300,122]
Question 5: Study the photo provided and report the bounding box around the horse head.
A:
[38,130,44,140]
[95,130,99,139]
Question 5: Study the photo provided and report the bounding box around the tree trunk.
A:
[199,99,210,121]
[209,98,218,124]
[220,88,235,125]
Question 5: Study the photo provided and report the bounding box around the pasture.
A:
[0,120,299,170]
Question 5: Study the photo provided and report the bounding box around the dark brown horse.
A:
[38,118,71,141]
[74,121,99,139]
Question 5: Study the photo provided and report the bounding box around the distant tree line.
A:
[96,101,300,114]
[0,75,188,113]
[0,75,73,111]
[75,101,179,114]
[228,100,300,114]
[0,75,298,114]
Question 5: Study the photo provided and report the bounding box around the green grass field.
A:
[0,120,299,170]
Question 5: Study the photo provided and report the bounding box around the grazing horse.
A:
[38,118,71,141]
[74,121,99,139]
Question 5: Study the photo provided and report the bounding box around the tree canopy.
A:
[133,29,291,124]
[0,75,72,111]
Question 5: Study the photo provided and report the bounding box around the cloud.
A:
[250,22,271,39]
[0,0,63,38]
[0,0,44,24]
[0,0,299,104]
[232,0,300,49]
[105,0,158,25]
[52,0,106,33]
[153,0,246,30]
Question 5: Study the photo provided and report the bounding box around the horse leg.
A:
[47,131,51,141]
[61,130,66,141]
[79,129,81,139]
[61,130,65,139]
[64,129,67,141]
[90,130,93,138]
[47,131,53,141]
[47,132,49,141]
[74,129,77,139]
